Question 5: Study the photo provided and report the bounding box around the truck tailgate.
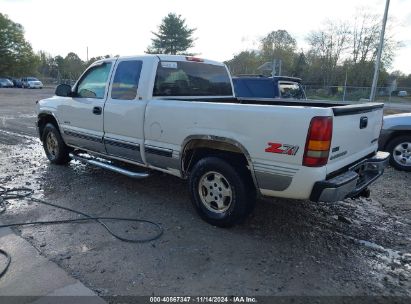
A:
[326,103,384,174]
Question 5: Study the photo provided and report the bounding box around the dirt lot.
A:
[0,88,410,299]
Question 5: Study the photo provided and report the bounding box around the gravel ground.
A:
[0,88,410,299]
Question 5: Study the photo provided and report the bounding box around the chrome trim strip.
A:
[104,138,140,151]
[145,145,173,158]
[64,130,103,143]
[254,169,293,178]
[253,161,299,172]
[253,165,297,175]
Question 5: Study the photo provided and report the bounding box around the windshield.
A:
[28,77,39,81]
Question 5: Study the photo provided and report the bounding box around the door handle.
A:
[93,106,102,115]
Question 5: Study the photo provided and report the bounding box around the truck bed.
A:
[162,97,384,115]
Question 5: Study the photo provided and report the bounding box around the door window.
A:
[111,60,143,100]
[76,62,112,99]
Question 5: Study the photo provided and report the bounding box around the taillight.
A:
[303,116,333,167]
[186,56,204,62]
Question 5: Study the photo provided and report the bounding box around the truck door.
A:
[57,60,115,153]
[103,58,145,163]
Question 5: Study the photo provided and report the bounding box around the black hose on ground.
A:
[0,185,163,279]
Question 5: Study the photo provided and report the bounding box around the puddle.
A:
[0,129,36,141]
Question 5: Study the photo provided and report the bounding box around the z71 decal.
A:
[265,142,299,155]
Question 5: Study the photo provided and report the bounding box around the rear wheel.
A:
[386,135,411,171]
[42,123,71,165]
[188,157,255,227]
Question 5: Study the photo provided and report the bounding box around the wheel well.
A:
[37,114,59,139]
[385,131,411,149]
[182,139,251,176]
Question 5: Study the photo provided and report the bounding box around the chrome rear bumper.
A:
[310,151,390,202]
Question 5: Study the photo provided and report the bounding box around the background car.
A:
[21,77,43,89]
[0,78,14,88]
[10,77,22,88]
[398,90,408,97]
[232,75,306,100]
[379,113,411,171]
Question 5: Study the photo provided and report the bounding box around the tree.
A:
[307,20,350,86]
[259,30,297,75]
[62,52,85,80]
[392,71,411,88]
[0,13,38,76]
[291,51,308,78]
[146,13,196,55]
[224,51,262,76]
[350,10,399,67]
[37,51,59,78]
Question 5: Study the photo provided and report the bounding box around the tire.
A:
[386,135,411,171]
[188,157,256,227]
[42,123,71,165]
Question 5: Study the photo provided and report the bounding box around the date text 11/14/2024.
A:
[149,296,257,303]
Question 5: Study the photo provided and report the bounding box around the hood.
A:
[383,112,411,130]
[384,113,411,119]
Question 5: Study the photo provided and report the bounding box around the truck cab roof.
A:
[93,54,225,67]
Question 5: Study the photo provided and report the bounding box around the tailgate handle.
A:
[360,116,368,129]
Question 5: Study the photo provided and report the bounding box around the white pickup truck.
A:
[35,55,389,227]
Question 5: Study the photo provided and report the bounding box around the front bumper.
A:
[310,151,390,202]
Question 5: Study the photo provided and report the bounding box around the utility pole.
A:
[370,0,390,102]
[343,69,348,102]
[271,59,276,77]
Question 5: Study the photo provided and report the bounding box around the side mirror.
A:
[55,84,72,97]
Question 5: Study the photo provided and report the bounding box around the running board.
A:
[69,153,149,179]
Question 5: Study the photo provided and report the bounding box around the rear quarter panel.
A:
[144,100,332,199]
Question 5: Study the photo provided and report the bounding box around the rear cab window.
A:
[153,61,233,97]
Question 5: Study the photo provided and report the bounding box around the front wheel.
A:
[386,135,411,171]
[188,157,255,227]
[42,123,71,165]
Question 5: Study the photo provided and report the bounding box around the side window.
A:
[76,62,112,99]
[279,82,304,99]
[111,60,142,100]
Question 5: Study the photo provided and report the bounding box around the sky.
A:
[1,0,411,74]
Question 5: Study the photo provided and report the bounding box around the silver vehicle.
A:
[0,78,14,88]
[379,113,411,171]
[21,77,43,89]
